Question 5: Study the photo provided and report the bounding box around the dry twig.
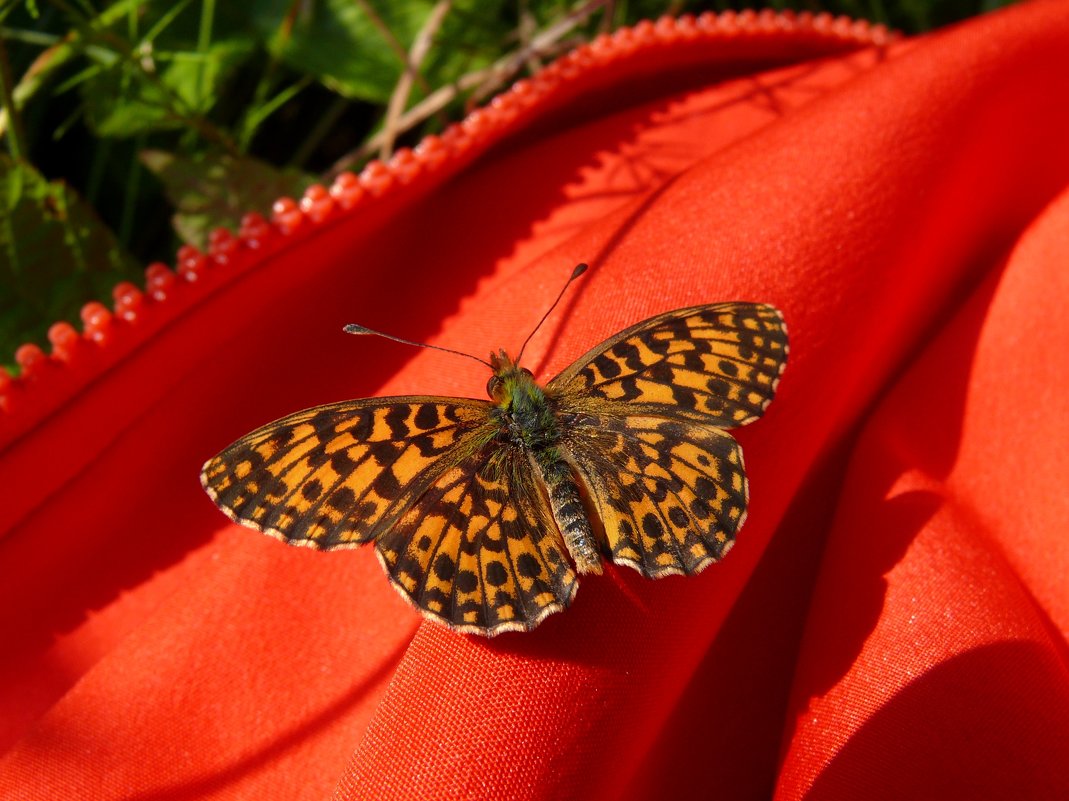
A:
[327,0,609,177]
[380,0,452,160]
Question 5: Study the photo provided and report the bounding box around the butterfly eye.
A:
[520,368,533,378]
[486,375,503,399]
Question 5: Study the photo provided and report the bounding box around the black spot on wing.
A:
[328,486,356,511]
[594,353,621,379]
[516,553,541,578]
[331,451,357,475]
[385,406,409,439]
[485,562,508,587]
[434,553,456,581]
[561,412,750,577]
[415,403,440,430]
[455,570,478,593]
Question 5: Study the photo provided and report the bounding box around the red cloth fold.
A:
[2,4,1067,799]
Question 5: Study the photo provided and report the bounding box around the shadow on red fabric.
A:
[1,3,1068,799]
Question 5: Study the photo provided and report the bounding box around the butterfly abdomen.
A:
[538,460,603,575]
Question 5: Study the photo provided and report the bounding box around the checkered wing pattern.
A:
[561,413,748,578]
[202,299,788,635]
[375,444,578,635]
[549,302,787,577]
[201,397,495,549]
[550,303,787,428]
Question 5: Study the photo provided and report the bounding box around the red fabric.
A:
[2,4,1069,799]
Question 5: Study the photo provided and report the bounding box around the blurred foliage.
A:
[0,151,137,355]
[140,148,313,247]
[0,0,1017,370]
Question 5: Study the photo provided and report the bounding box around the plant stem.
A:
[0,26,61,47]
[44,0,239,154]
[118,134,144,247]
[380,0,451,159]
[326,0,606,176]
[353,0,432,96]
[196,0,215,105]
[467,0,605,106]
[0,29,28,160]
[85,133,112,207]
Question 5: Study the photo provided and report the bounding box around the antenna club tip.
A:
[343,324,368,335]
[572,263,589,278]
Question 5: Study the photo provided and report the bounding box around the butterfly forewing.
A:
[561,414,748,578]
[550,303,787,427]
[376,445,578,634]
[201,397,496,549]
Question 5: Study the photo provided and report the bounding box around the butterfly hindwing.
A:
[201,397,495,549]
[547,302,786,578]
[375,443,578,634]
[549,303,787,428]
[560,413,747,578]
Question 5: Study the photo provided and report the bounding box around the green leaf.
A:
[246,0,508,103]
[420,1,512,95]
[140,148,315,249]
[81,38,254,137]
[0,154,139,363]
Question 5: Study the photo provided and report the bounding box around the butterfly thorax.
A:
[487,350,603,575]
[487,350,559,453]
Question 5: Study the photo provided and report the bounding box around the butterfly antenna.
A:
[515,263,588,364]
[344,324,492,368]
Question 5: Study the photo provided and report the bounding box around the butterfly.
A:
[201,264,788,635]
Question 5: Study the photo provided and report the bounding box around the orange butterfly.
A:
[202,265,787,635]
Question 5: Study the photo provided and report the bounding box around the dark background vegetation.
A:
[0,0,1015,369]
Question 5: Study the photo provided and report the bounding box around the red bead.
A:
[48,321,80,361]
[176,245,208,281]
[271,197,304,234]
[80,301,113,343]
[359,161,393,196]
[208,227,240,261]
[112,282,144,322]
[330,172,365,211]
[146,263,177,301]
[389,149,421,184]
[239,212,272,247]
[300,184,335,222]
[14,343,48,374]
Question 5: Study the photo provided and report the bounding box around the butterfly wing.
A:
[560,413,747,578]
[375,443,578,635]
[549,302,787,427]
[201,397,497,549]
[548,302,787,578]
[202,395,577,634]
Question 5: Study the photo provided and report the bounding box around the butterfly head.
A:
[486,350,538,406]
